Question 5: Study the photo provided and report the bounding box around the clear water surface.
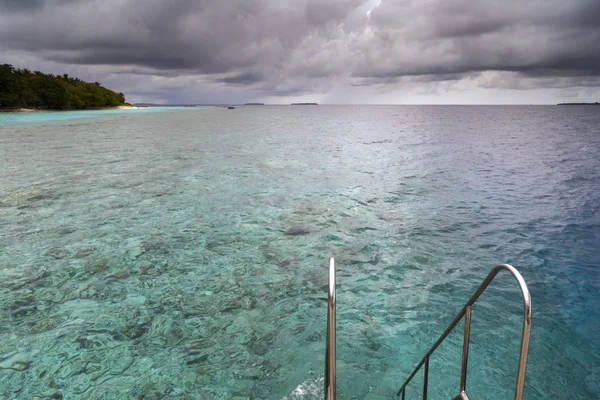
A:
[0,105,598,399]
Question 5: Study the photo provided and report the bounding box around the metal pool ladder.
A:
[397,264,532,400]
[324,257,336,400]
[323,260,532,400]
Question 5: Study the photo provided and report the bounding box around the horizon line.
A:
[133,103,580,106]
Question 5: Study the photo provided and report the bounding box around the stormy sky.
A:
[1,0,599,104]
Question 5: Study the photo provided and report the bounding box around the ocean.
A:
[0,105,598,399]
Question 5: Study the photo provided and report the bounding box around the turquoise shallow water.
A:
[0,107,197,127]
[0,105,598,399]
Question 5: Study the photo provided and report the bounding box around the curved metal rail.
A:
[324,257,336,400]
[396,264,532,400]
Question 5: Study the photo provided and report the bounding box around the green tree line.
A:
[0,64,128,109]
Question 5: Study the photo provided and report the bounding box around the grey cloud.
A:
[0,0,361,78]
[478,72,600,90]
[216,72,265,85]
[0,0,82,13]
[0,0,598,103]
[354,0,600,81]
[0,0,44,13]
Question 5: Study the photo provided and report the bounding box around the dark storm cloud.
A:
[0,0,599,101]
[0,0,44,13]
[0,0,81,13]
[354,0,600,81]
[0,0,363,72]
[216,72,265,86]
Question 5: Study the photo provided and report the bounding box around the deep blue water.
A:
[0,105,598,399]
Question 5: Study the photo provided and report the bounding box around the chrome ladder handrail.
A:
[324,257,336,400]
[396,264,532,400]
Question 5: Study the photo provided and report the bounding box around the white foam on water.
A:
[283,376,324,399]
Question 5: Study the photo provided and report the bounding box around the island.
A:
[244,103,265,105]
[0,64,131,110]
[291,103,318,105]
[557,102,599,105]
